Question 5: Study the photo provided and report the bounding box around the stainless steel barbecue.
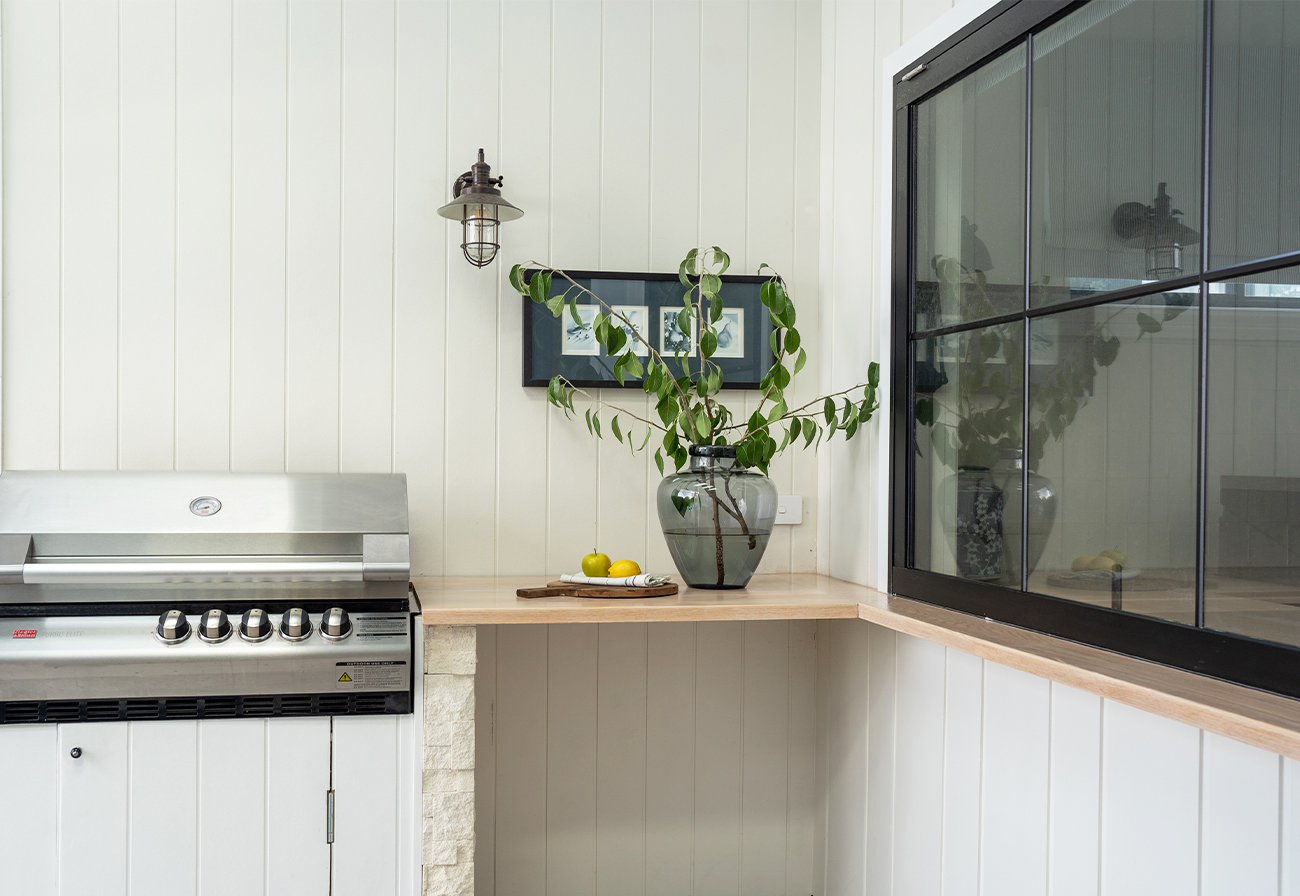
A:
[0,471,417,724]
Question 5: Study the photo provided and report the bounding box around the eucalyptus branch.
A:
[512,247,881,476]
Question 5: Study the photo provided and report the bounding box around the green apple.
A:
[581,551,611,577]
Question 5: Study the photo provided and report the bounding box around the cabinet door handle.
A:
[69,747,82,759]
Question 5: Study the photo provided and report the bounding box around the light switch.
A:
[775,495,803,525]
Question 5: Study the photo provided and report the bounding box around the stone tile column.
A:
[422,625,476,896]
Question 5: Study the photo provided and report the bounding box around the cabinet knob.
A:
[69,747,82,759]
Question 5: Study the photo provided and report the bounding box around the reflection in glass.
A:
[912,322,1024,586]
[1027,293,1199,623]
[1206,266,1300,646]
[1031,1,1203,306]
[914,44,1026,330]
[1210,2,1300,269]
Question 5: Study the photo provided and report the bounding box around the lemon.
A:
[1087,556,1119,572]
[582,551,611,577]
[1071,555,1094,572]
[608,559,641,577]
[1099,549,1127,566]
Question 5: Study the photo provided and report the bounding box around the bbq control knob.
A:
[239,608,273,643]
[279,607,313,642]
[155,609,191,645]
[197,608,232,644]
[319,607,352,642]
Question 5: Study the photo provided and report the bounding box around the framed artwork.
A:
[523,269,776,388]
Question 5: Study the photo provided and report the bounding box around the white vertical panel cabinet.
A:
[0,717,414,896]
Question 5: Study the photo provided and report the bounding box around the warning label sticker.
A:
[355,615,409,638]
[335,660,407,691]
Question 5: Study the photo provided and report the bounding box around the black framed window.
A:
[892,0,1300,698]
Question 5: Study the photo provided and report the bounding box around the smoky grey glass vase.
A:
[656,445,778,589]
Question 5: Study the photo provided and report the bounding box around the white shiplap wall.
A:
[820,619,1300,896]
[0,0,825,578]
[475,621,819,896]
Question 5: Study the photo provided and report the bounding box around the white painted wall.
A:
[819,619,1300,896]
[0,0,825,578]
[474,621,818,896]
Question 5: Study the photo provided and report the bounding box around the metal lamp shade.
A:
[438,185,523,268]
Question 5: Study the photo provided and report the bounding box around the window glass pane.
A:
[1206,264,1300,646]
[1210,2,1300,270]
[912,322,1024,586]
[1027,292,1199,623]
[914,44,1026,330]
[1031,1,1204,306]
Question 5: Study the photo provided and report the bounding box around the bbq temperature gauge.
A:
[189,496,222,517]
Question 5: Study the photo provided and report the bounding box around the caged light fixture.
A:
[437,148,523,268]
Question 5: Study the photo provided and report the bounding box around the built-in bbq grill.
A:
[0,471,417,723]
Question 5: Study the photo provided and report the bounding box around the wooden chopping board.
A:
[517,580,680,599]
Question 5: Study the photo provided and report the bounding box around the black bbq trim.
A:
[890,0,1300,700]
[0,598,413,618]
[0,691,410,725]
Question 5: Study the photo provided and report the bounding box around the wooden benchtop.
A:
[412,574,865,624]
[413,573,1300,760]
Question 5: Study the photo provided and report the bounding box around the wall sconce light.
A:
[1112,182,1200,280]
[438,149,523,268]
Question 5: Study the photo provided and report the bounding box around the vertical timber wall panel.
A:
[819,618,1299,896]
[2,0,821,577]
[479,619,819,896]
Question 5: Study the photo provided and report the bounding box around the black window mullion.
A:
[1021,30,1034,593]
[1194,0,1214,629]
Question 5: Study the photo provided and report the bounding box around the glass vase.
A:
[656,445,778,589]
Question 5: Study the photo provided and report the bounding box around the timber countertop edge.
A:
[413,574,1300,760]
[412,574,865,624]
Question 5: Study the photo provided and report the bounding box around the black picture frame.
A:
[522,269,775,389]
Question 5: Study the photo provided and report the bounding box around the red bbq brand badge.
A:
[12,629,36,639]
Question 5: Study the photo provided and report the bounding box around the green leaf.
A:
[767,397,788,424]
[1135,311,1162,341]
[509,264,527,296]
[678,257,693,288]
[592,413,602,437]
[545,292,565,316]
[844,415,859,441]
[611,415,623,443]
[793,347,807,375]
[710,294,723,324]
[628,351,645,380]
[701,328,718,358]
[664,428,680,455]
[868,361,880,388]
[638,427,651,451]
[701,273,722,298]
[672,492,691,517]
[684,248,700,277]
[802,417,816,447]
[529,271,546,304]
[711,246,730,275]
[695,407,712,438]
[657,395,678,427]
[569,295,582,329]
[915,396,934,426]
[773,364,791,389]
[676,308,693,344]
[655,448,665,477]
[770,330,781,355]
[606,325,627,356]
[824,397,835,425]
[1095,334,1121,367]
[736,439,752,469]
[784,329,800,353]
[585,407,594,436]
[760,280,775,309]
